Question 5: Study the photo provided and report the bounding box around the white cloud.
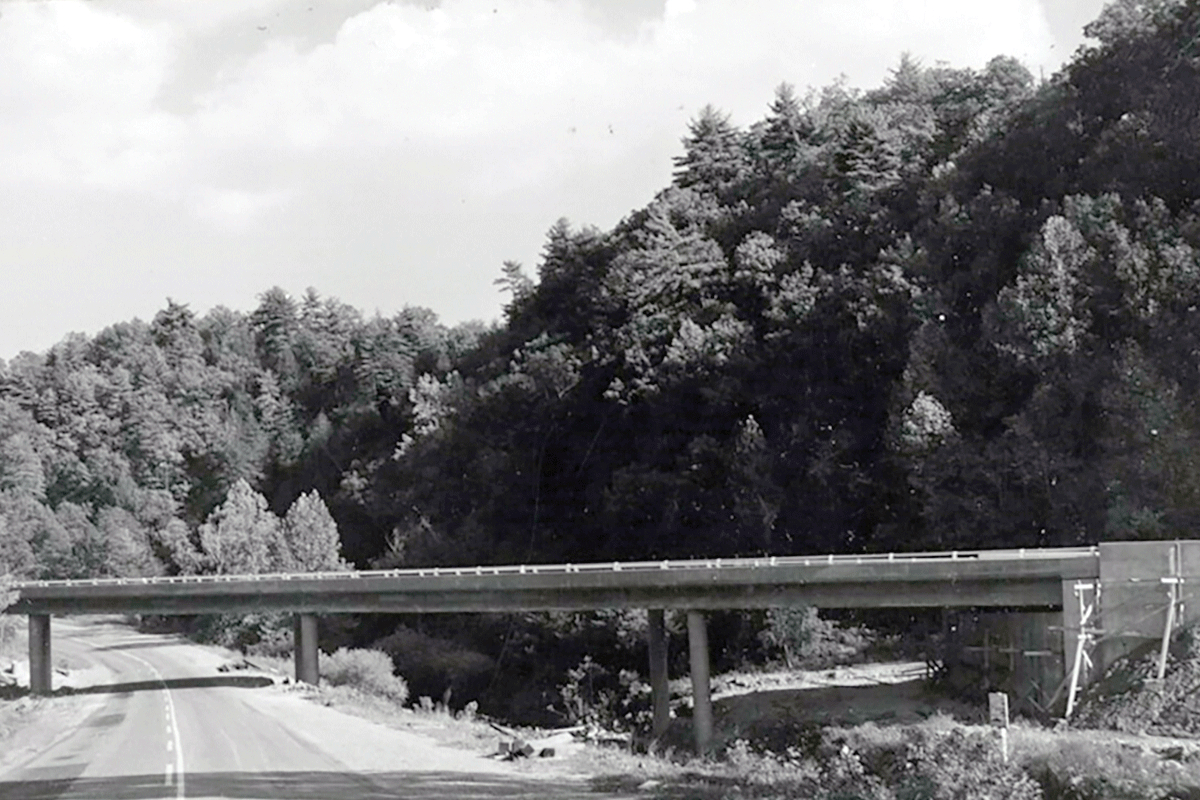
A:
[0,2,181,190]
[194,186,292,230]
[0,0,1058,204]
[0,0,1065,357]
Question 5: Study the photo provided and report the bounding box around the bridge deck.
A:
[7,547,1100,615]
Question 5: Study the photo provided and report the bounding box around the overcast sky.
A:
[0,0,1107,360]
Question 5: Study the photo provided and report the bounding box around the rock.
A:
[538,747,555,758]
[498,739,534,759]
[1156,745,1186,761]
[637,780,662,792]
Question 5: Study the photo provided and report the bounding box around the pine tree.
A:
[283,490,346,572]
[673,104,747,193]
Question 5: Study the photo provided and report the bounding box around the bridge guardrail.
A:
[13,546,1100,590]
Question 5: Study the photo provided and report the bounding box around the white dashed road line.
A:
[118,652,186,799]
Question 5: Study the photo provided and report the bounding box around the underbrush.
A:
[0,614,23,665]
[371,625,494,706]
[580,717,1200,800]
[1008,726,1200,800]
[587,723,1040,800]
[321,647,410,703]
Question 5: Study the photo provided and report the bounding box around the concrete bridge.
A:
[6,540,1193,751]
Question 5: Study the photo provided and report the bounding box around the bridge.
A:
[5,540,1192,751]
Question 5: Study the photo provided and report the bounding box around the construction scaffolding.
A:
[935,540,1197,720]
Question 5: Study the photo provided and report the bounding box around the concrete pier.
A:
[687,610,712,754]
[28,614,52,695]
[648,609,670,741]
[293,613,319,685]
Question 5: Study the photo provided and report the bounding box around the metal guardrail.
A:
[14,546,1100,589]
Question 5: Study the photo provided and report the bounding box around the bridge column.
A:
[293,613,319,685]
[28,614,52,695]
[686,610,713,755]
[647,609,670,741]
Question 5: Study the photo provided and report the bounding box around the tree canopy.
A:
[2,0,1199,582]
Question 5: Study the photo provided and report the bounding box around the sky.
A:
[0,0,1108,360]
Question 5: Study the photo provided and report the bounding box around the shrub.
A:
[372,625,494,708]
[890,728,1042,800]
[557,656,652,732]
[187,612,292,653]
[1022,738,1200,800]
[760,607,876,668]
[714,725,1042,800]
[245,621,293,658]
[322,647,409,703]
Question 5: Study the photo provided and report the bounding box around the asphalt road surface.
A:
[0,619,616,800]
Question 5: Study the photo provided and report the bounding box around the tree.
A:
[97,507,161,577]
[0,433,45,501]
[250,287,300,388]
[283,490,347,572]
[673,104,748,194]
[199,479,289,574]
[757,83,813,174]
[0,565,17,656]
[0,514,34,580]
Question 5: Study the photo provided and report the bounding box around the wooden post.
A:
[28,614,52,695]
[989,692,1010,763]
[686,610,712,755]
[647,609,670,741]
[1155,542,1182,682]
[1065,582,1096,718]
[293,613,319,685]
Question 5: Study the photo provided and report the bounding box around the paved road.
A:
[0,620,614,799]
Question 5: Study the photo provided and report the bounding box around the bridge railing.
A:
[13,546,1100,589]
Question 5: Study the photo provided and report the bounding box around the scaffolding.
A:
[945,541,1194,721]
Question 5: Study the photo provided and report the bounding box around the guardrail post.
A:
[687,610,713,755]
[648,609,670,741]
[29,614,52,695]
[293,613,319,685]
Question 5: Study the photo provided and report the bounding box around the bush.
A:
[185,612,293,653]
[887,728,1042,800]
[1022,738,1200,800]
[760,607,877,668]
[719,726,1042,800]
[557,656,652,732]
[372,625,494,707]
[245,622,293,658]
[322,647,409,703]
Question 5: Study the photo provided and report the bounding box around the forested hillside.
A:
[2,0,1199,586]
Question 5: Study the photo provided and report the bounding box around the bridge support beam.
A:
[648,609,670,741]
[293,613,319,685]
[686,610,712,755]
[29,614,52,695]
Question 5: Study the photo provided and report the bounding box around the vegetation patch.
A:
[320,647,410,704]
